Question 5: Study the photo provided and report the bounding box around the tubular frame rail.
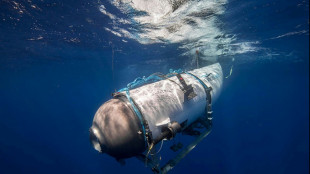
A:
[136,118,212,174]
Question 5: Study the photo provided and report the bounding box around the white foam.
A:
[99,5,116,20]
[100,0,257,61]
[269,30,309,40]
[104,27,122,37]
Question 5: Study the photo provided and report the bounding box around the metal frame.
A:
[136,118,212,174]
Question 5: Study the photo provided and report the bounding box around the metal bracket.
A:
[176,73,197,101]
[136,119,212,174]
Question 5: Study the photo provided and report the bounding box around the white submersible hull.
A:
[90,63,223,159]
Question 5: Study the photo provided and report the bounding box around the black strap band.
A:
[176,73,197,101]
[185,72,213,120]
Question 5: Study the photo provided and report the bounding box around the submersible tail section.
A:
[90,63,223,167]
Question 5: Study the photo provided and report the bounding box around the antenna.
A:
[110,41,116,91]
[195,50,199,68]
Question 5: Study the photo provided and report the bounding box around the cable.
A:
[151,140,164,155]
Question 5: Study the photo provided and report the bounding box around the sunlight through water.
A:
[99,0,258,62]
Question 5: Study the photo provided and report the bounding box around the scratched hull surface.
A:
[127,63,223,139]
[0,0,309,174]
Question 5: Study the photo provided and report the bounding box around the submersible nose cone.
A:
[90,99,146,159]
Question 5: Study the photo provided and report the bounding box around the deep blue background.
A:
[0,0,309,173]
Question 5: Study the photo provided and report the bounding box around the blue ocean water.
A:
[0,0,309,174]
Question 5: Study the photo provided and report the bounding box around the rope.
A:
[123,89,148,147]
[118,69,184,92]
[117,69,185,149]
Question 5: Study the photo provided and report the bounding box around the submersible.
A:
[89,63,223,171]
